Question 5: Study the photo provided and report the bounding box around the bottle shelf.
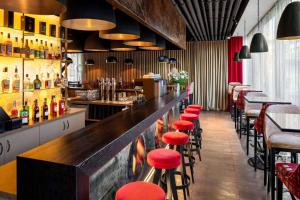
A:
[0,91,22,95]
[0,54,61,61]
[23,88,61,93]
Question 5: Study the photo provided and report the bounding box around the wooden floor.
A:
[188,111,267,200]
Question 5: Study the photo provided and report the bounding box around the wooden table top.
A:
[266,113,300,133]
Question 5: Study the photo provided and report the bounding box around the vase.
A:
[176,83,180,95]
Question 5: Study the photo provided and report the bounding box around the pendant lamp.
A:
[277,2,300,40]
[111,41,136,51]
[139,36,166,51]
[124,58,134,65]
[85,59,95,66]
[61,0,116,31]
[158,56,169,63]
[99,10,140,41]
[0,0,66,15]
[250,0,268,52]
[84,33,109,52]
[67,40,83,53]
[123,27,156,47]
[106,56,118,63]
[239,20,251,59]
[233,52,241,62]
[169,58,177,64]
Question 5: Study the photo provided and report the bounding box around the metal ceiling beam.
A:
[221,0,235,39]
[226,0,242,37]
[214,0,219,40]
[200,0,210,40]
[207,1,214,40]
[219,0,227,40]
[193,0,208,40]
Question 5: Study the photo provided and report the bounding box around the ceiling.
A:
[233,0,277,36]
[172,0,250,41]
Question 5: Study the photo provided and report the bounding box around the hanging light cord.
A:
[257,0,260,31]
[244,20,246,43]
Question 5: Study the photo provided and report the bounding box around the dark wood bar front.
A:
[12,91,186,200]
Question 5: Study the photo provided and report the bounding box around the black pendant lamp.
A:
[67,40,83,53]
[124,58,134,65]
[111,41,136,51]
[139,36,166,51]
[84,33,109,52]
[250,0,268,52]
[106,56,118,64]
[233,52,241,62]
[239,20,251,59]
[158,56,169,63]
[85,59,95,66]
[277,2,300,40]
[99,10,140,41]
[123,27,156,47]
[0,0,66,15]
[61,0,116,31]
[169,58,177,64]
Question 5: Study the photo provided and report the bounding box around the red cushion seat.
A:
[147,149,181,169]
[116,181,166,200]
[173,120,194,131]
[187,105,202,110]
[180,113,198,121]
[162,132,189,145]
[184,108,200,115]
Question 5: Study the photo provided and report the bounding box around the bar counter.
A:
[0,91,186,200]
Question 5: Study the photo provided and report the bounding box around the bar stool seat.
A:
[187,105,202,110]
[184,108,200,115]
[162,132,189,145]
[173,120,194,131]
[147,149,181,169]
[180,113,198,121]
[116,181,166,200]
[245,109,260,117]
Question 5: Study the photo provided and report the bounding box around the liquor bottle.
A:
[11,100,18,118]
[20,102,29,125]
[1,67,10,93]
[55,45,61,60]
[29,40,35,59]
[13,37,21,57]
[24,74,30,91]
[5,33,12,56]
[32,99,39,122]
[59,98,65,115]
[34,39,40,58]
[24,39,30,58]
[54,73,61,87]
[42,98,48,120]
[20,38,26,58]
[0,32,5,56]
[44,41,49,59]
[39,40,44,59]
[48,43,54,59]
[45,72,52,89]
[50,95,58,116]
[12,66,20,92]
[33,74,41,90]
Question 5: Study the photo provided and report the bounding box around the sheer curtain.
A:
[244,0,300,106]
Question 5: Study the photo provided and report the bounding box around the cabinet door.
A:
[39,119,65,145]
[0,137,5,165]
[4,127,39,163]
[64,112,85,135]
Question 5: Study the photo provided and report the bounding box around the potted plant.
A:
[168,68,189,94]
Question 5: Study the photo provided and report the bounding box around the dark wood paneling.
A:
[107,0,186,49]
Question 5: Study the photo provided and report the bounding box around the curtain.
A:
[188,41,228,111]
[245,0,300,106]
[228,36,243,83]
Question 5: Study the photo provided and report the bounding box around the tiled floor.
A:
[188,111,267,200]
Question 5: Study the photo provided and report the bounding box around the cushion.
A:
[173,120,194,131]
[180,113,198,121]
[147,149,181,169]
[162,132,189,145]
[184,108,200,115]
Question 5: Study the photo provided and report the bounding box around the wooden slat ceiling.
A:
[172,0,249,41]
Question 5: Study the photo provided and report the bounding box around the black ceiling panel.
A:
[172,0,249,41]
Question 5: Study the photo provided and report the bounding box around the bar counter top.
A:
[0,91,186,198]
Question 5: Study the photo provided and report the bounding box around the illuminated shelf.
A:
[0,91,22,95]
[0,55,61,61]
[24,88,61,93]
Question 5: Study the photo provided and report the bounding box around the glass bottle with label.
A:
[13,37,21,57]
[20,102,29,125]
[44,41,49,59]
[34,39,40,58]
[29,40,35,59]
[42,98,48,120]
[0,32,5,56]
[39,40,44,59]
[11,100,18,118]
[1,67,10,93]
[24,74,30,91]
[50,95,58,116]
[32,99,39,122]
[5,33,12,56]
[48,43,54,59]
[12,66,20,92]
[54,73,61,87]
[45,72,51,89]
[59,98,65,115]
[34,74,41,90]
[24,39,30,58]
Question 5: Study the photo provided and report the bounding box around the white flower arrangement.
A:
[168,68,189,86]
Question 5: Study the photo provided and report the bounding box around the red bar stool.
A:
[173,120,196,183]
[180,113,202,161]
[116,181,166,200]
[276,163,300,200]
[147,149,181,200]
[187,104,202,111]
[162,132,191,200]
[185,107,203,134]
